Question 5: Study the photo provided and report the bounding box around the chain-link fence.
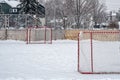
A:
[0,14,43,29]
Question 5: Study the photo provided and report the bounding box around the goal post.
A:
[26,27,52,44]
[78,30,120,74]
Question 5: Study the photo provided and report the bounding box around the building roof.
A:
[0,0,5,3]
[0,0,20,7]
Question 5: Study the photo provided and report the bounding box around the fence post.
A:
[5,29,8,40]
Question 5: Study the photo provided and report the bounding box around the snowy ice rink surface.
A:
[0,40,120,80]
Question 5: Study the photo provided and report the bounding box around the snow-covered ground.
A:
[0,40,120,80]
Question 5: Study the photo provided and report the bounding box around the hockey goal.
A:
[26,27,52,44]
[78,30,120,74]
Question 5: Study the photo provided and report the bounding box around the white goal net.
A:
[78,31,120,74]
[26,27,52,44]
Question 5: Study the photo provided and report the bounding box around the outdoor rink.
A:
[0,40,120,80]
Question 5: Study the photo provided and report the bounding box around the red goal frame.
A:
[78,31,120,74]
[26,26,52,44]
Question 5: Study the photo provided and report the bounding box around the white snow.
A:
[0,40,120,80]
[4,0,20,7]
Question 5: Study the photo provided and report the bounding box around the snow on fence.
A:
[65,30,120,41]
[1,29,119,41]
[0,29,27,41]
[0,29,65,41]
[0,29,6,40]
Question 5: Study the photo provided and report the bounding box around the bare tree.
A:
[45,0,65,28]
[45,0,107,29]
[92,0,107,26]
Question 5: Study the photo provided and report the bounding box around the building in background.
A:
[0,0,45,29]
[0,0,20,14]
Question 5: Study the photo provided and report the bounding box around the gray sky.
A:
[106,0,120,11]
